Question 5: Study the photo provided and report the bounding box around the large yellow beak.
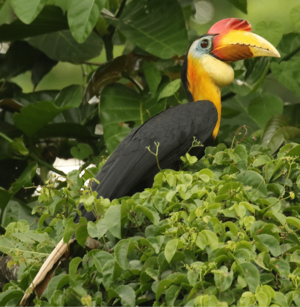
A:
[211,29,280,62]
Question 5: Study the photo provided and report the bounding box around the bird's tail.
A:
[20,238,73,306]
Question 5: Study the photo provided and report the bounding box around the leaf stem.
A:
[29,153,66,177]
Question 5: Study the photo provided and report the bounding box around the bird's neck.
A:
[186,54,234,139]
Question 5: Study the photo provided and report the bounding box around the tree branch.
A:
[102,0,127,61]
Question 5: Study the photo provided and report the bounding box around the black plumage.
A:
[76,99,217,222]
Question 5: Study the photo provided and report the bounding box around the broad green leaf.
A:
[115,285,136,307]
[9,162,37,195]
[256,234,281,257]
[0,41,40,80]
[248,95,283,129]
[156,279,173,301]
[46,274,69,302]
[100,83,166,153]
[11,0,46,24]
[115,239,131,270]
[166,285,181,307]
[143,61,162,97]
[220,271,234,292]
[267,126,300,154]
[136,204,160,225]
[260,115,289,146]
[10,136,28,156]
[240,262,260,293]
[75,222,89,246]
[93,251,114,273]
[14,100,81,136]
[70,143,94,159]
[226,0,247,13]
[0,190,12,211]
[202,230,218,250]
[255,20,283,47]
[157,79,181,101]
[106,0,188,58]
[236,170,267,195]
[55,84,83,108]
[165,239,178,263]
[87,219,107,239]
[104,205,121,239]
[0,6,69,41]
[69,257,82,282]
[286,217,300,229]
[27,30,102,63]
[0,290,23,306]
[68,0,106,43]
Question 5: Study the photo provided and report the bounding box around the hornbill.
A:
[20,18,279,305]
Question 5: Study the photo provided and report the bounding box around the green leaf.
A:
[166,285,181,307]
[157,79,181,101]
[136,204,160,226]
[236,170,267,195]
[240,262,260,293]
[71,143,94,159]
[165,239,178,263]
[55,84,83,108]
[0,41,40,79]
[100,83,166,153]
[202,230,218,250]
[106,0,188,59]
[260,115,289,146]
[220,271,234,292]
[68,0,106,43]
[87,219,107,239]
[248,95,283,129]
[104,205,121,239]
[13,98,82,136]
[31,53,57,88]
[156,279,173,301]
[255,21,283,47]
[9,162,37,195]
[0,290,23,306]
[27,30,102,63]
[115,239,131,270]
[226,0,247,14]
[143,61,162,97]
[11,0,46,24]
[256,234,281,257]
[286,217,300,229]
[69,257,82,282]
[46,274,69,302]
[115,285,136,307]
[268,126,300,154]
[0,6,68,41]
[75,221,89,246]
[10,138,29,156]
[290,5,300,32]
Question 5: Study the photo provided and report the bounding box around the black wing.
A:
[77,100,217,222]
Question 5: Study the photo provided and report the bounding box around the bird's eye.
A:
[201,39,209,49]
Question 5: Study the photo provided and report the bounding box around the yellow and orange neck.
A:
[187,53,234,139]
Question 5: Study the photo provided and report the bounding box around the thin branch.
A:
[102,0,127,61]
[84,61,103,66]
[29,153,66,177]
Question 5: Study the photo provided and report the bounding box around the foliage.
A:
[2,142,300,306]
[1,0,300,305]
[0,0,300,227]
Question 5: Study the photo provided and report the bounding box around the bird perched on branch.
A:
[20,18,280,306]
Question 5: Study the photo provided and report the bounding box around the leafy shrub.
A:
[2,142,300,306]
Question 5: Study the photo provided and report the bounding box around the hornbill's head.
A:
[182,18,280,137]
